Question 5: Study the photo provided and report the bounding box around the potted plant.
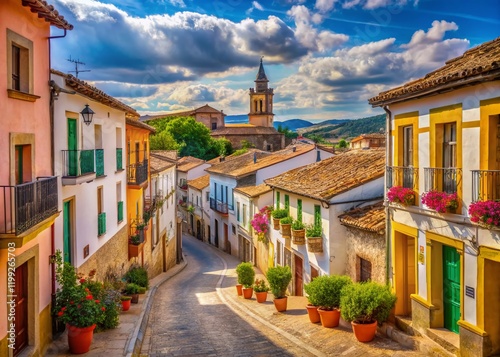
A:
[291,220,306,245]
[52,251,106,354]
[468,200,500,229]
[253,279,270,303]
[387,186,416,206]
[123,283,140,303]
[279,216,293,238]
[306,224,323,253]
[421,190,458,213]
[271,208,288,230]
[266,265,292,312]
[303,278,321,323]
[236,262,255,299]
[124,264,149,289]
[187,205,195,213]
[340,281,397,342]
[120,295,132,312]
[305,275,352,328]
[251,210,269,242]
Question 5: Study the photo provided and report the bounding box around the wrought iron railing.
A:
[386,166,418,190]
[98,212,106,236]
[471,170,500,202]
[424,167,462,193]
[62,149,95,177]
[0,176,58,235]
[116,148,123,171]
[117,201,124,222]
[178,179,188,190]
[127,159,148,186]
[210,197,228,214]
[95,149,104,177]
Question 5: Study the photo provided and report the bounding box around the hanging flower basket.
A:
[468,200,500,229]
[421,191,458,213]
[387,186,416,206]
[251,210,269,241]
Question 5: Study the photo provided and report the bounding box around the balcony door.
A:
[442,123,457,192]
[402,125,414,188]
[13,262,28,356]
[63,201,72,263]
[68,118,77,176]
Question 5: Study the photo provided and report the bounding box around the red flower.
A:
[86,295,93,300]
[101,307,106,311]
[57,311,64,317]
[94,300,100,304]
[70,301,74,304]
[61,307,67,311]
[77,304,82,309]
[79,278,86,284]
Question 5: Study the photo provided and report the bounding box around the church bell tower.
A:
[248,58,274,127]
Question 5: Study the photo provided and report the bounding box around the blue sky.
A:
[51,0,500,121]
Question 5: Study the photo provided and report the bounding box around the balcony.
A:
[0,177,58,247]
[386,166,418,190]
[472,170,500,202]
[178,179,188,191]
[116,148,123,171]
[424,167,462,193]
[98,212,106,236]
[62,149,97,185]
[95,149,104,177]
[210,198,228,215]
[127,159,148,188]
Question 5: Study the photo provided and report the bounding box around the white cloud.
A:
[315,0,337,12]
[168,0,186,8]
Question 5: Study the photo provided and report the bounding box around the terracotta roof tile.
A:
[338,201,385,235]
[177,156,206,172]
[141,104,224,121]
[22,0,73,29]
[150,154,176,174]
[188,174,210,191]
[126,117,155,133]
[369,37,500,106]
[211,126,282,136]
[350,133,386,143]
[206,143,315,179]
[265,148,385,202]
[151,150,178,161]
[235,183,272,198]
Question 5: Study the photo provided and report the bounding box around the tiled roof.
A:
[22,0,73,29]
[206,143,315,179]
[150,153,176,174]
[235,183,272,198]
[265,148,385,202]
[369,37,500,106]
[338,201,385,235]
[177,156,206,172]
[51,70,140,119]
[188,174,210,191]
[211,126,282,136]
[151,150,178,162]
[351,133,386,143]
[141,104,224,121]
[316,144,336,154]
[126,117,155,133]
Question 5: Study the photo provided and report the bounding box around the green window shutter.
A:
[314,205,321,228]
[276,191,280,209]
[297,199,302,222]
[285,195,290,214]
[117,201,124,222]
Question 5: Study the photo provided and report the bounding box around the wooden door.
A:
[63,201,72,263]
[443,245,461,333]
[68,118,77,176]
[294,255,303,296]
[14,262,28,356]
[223,223,229,253]
[214,220,219,247]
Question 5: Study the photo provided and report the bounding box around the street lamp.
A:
[80,104,94,126]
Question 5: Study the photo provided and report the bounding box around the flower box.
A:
[307,237,323,253]
[292,229,305,245]
[468,200,500,230]
[280,223,291,238]
[387,186,416,206]
[128,241,144,259]
[421,191,458,213]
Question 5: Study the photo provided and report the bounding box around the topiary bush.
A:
[124,264,149,288]
[266,265,292,299]
[236,262,255,288]
[340,281,397,324]
[304,275,352,310]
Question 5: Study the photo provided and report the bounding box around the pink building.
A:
[0,1,72,355]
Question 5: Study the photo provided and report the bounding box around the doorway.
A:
[214,220,219,247]
[484,258,500,354]
[67,118,77,176]
[294,254,303,296]
[443,245,460,333]
[394,232,416,316]
[14,262,28,356]
[223,223,229,254]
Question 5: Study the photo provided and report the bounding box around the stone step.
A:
[426,328,460,356]
[395,316,421,337]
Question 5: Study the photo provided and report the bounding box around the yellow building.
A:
[369,37,500,356]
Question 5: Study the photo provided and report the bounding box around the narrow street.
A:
[142,235,425,357]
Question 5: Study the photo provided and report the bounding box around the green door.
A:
[68,118,77,176]
[63,201,72,263]
[443,245,460,333]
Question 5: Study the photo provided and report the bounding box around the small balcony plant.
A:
[271,208,288,230]
[291,220,306,245]
[306,224,323,253]
[421,191,458,213]
[279,216,293,238]
[387,186,416,206]
[468,200,500,229]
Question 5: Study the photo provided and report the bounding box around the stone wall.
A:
[212,133,284,151]
[344,227,386,284]
[165,238,177,270]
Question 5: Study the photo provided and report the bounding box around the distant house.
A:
[350,133,386,149]
[187,174,210,241]
[265,149,385,295]
[142,104,226,131]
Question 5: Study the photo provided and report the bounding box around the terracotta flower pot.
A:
[306,304,320,323]
[351,320,378,342]
[272,218,280,230]
[255,291,268,303]
[121,299,131,312]
[236,284,243,296]
[318,308,340,328]
[273,297,288,312]
[67,324,96,354]
[242,287,253,299]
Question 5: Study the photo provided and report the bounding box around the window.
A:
[403,126,413,167]
[297,199,302,222]
[358,257,372,282]
[232,224,236,234]
[206,191,209,202]
[284,195,290,214]
[117,182,123,223]
[7,29,33,96]
[242,204,247,227]
[276,191,280,209]
[211,122,217,130]
[314,205,321,228]
[443,123,457,168]
[310,265,319,281]
[237,202,240,222]
[97,186,106,236]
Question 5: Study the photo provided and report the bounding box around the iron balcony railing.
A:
[424,167,462,193]
[62,149,95,177]
[116,148,123,171]
[471,170,500,202]
[127,159,148,186]
[386,166,418,190]
[0,176,58,235]
[117,201,124,222]
[210,198,228,215]
[98,212,106,236]
[179,178,188,190]
[95,149,104,177]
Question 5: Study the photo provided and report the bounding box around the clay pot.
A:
[255,291,268,303]
[351,320,378,342]
[242,287,253,299]
[273,297,288,312]
[318,308,340,328]
[67,324,96,354]
[306,304,320,323]
[236,284,243,296]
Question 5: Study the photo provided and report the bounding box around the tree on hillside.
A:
[205,137,233,159]
[150,130,182,152]
[336,139,349,148]
[277,124,298,139]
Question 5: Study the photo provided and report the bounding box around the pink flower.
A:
[469,200,500,227]
[387,186,416,206]
[421,191,458,213]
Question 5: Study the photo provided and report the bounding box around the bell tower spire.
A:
[248,57,274,127]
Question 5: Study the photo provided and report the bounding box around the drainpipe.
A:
[383,105,392,287]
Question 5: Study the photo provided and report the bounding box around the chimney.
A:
[220,156,225,162]
[292,145,296,152]
[316,149,321,162]
[253,152,257,163]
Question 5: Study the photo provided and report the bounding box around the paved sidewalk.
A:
[45,258,187,357]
